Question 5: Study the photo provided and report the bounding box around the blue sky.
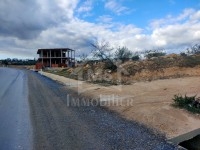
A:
[77,0,199,28]
[0,0,200,59]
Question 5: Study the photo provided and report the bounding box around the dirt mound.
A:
[46,54,200,84]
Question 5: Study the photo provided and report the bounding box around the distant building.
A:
[36,48,75,69]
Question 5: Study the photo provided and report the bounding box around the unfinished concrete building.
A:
[36,48,75,69]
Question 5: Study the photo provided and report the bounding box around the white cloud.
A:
[75,0,94,18]
[96,15,113,23]
[77,0,93,13]
[150,9,195,28]
[190,10,200,21]
[104,0,130,15]
[0,0,79,39]
[150,9,200,49]
[0,0,200,59]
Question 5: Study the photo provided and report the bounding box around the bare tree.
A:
[91,40,113,60]
[186,44,200,55]
[90,40,117,71]
[79,53,88,62]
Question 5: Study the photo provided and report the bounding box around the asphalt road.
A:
[0,68,32,150]
[0,68,178,150]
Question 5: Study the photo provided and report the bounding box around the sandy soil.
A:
[41,71,200,138]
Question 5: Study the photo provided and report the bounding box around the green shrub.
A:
[132,55,140,61]
[178,56,200,67]
[144,49,166,59]
[115,47,132,63]
[173,94,195,107]
[173,94,200,114]
[180,52,187,57]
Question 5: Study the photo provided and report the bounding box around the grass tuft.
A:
[173,94,200,114]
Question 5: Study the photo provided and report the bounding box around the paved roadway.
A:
[0,68,32,150]
[0,68,178,150]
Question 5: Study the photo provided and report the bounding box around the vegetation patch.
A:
[173,94,200,114]
[178,55,200,68]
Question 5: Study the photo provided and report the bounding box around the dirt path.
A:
[27,70,176,150]
[41,71,200,139]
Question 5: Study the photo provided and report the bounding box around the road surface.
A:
[0,68,32,150]
[0,68,177,149]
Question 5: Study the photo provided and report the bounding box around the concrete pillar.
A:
[67,51,70,66]
[74,50,75,61]
[49,50,51,67]
[61,49,62,64]
[41,50,43,64]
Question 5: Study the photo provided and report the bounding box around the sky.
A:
[0,0,200,59]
